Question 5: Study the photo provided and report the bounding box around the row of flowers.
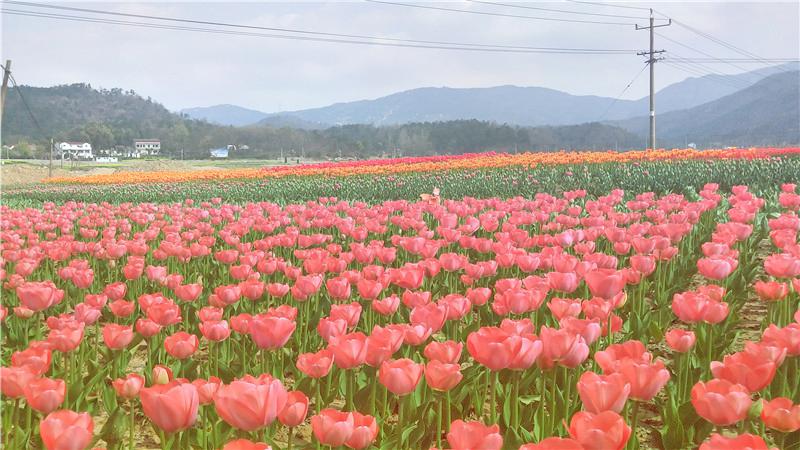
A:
[43,147,800,185]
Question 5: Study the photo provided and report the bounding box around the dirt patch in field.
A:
[0,160,228,187]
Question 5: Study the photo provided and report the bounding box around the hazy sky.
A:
[2,1,798,112]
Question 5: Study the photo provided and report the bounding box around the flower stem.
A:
[129,401,136,450]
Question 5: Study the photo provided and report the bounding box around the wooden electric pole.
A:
[1,60,11,149]
[636,10,670,150]
[1,60,10,119]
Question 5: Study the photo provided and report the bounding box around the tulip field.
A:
[2,148,800,450]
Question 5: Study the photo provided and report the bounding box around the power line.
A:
[7,73,47,137]
[668,58,799,63]
[654,11,796,68]
[466,0,655,20]
[364,0,637,26]
[661,60,752,91]
[654,31,761,77]
[1,8,635,55]
[596,63,648,122]
[665,61,751,90]
[666,51,753,89]
[563,0,651,12]
[3,1,631,53]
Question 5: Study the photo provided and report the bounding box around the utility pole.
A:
[1,60,11,157]
[636,10,670,150]
[1,60,10,121]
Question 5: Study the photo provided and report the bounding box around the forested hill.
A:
[1,84,642,158]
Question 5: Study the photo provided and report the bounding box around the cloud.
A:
[2,1,797,112]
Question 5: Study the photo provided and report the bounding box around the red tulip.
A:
[39,409,93,450]
[318,318,348,343]
[192,377,222,405]
[296,349,335,378]
[425,360,462,391]
[697,257,738,280]
[372,295,400,316]
[104,281,127,301]
[164,331,200,360]
[365,325,404,367]
[0,366,38,398]
[466,287,491,306]
[112,373,145,399]
[762,323,800,356]
[379,358,423,395]
[102,324,134,350]
[424,340,462,364]
[547,272,580,294]
[665,329,696,353]
[584,269,626,299]
[221,439,271,450]
[671,291,729,324]
[761,397,800,432]
[577,371,630,414]
[12,343,52,375]
[467,327,513,371]
[764,253,800,278]
[356,278,383,300]
[326,277,352,300]
[520,437,585,449]
[199,320,231,342]
[615,359,670,401]
[568,411,631,450]
[446,420,503,450]
[537,326,589,370]
[754,280,789,302]
[410,303,448,332]
[548,297,582,321]
[16,281,60,312]
[267,283,290,298]
[330,302,362,328]
[311,409,355,447]
[249,316,296,350]
[214,376,288,431]
[402,290,432,308]
[152,365,173,385]
[140,380,199,432]
[24,377,66,414]
[47,322,84,353]
[146,301,182,326]
[691,379,752,426]
[629,255,656,276]
[279,390,309,427]
[699,433,776,450]
[710,351,777,393]
[594,340,651,373]
[175,283,203,302]
[329,332,368,369]
[346,411,379,449]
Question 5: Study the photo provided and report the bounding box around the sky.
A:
[2,1,798,113]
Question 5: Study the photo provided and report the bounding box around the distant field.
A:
[0,158,324,187]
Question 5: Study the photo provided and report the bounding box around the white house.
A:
[131,139,161,157]
[58,142,93,160]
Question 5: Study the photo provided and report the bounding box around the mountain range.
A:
[613,70,800,147]
[181,63,797,128]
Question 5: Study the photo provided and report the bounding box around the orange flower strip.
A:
[45,147,800,185]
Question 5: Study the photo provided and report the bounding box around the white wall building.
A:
[132,139,161,157]
[58,142,93,160]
